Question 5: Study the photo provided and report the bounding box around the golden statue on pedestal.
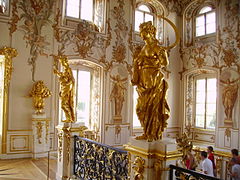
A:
[29,80,51,114]
[53,55,75,123]
[132,18,179,142]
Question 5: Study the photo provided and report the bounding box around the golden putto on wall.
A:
[29,80,51,114]
[132,17,179,142]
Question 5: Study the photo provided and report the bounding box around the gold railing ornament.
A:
[131,18,179,142]
[28,80,51,114]
[133,156,145,180]
[53,55,75,123]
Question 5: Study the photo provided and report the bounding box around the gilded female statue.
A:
[29,80,51,114]
[132,18,179,141]
[222,79,238,122]
[53,55,75,123]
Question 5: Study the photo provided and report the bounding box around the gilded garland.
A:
[132,17,179,142]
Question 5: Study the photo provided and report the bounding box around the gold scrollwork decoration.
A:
[45,120,49,143]
[36,121,43,144]
[133,156,145,180]
[57,129,63,162]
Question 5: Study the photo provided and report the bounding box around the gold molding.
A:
[0,47,17,154]
[10,135,30,152]
[32,118,50,121]
[7,129,32,131]
[124,144,182,160]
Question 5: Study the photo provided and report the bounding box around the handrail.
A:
[73,136,128,179]
[169,164,222,180]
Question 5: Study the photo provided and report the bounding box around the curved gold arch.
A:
[0,47,17,153]
[159,16,180,50]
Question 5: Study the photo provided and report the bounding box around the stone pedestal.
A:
[32,113,50,159]
[56,123,89,180]
[124,137,181,180]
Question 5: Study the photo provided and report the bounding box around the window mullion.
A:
[204,78,207,129]
[204,13,207,35]
[79,0,81,19]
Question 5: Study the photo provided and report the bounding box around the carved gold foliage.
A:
[17,0,54,81]
[36,121,43,144]
[154,159,163,178]
[57,129,63,162]
[176,132,193,163]
[28,80,51,114]
[225,128,231,141]
[133,156,145,180]
[9,0,19,36]
[0,47,18,88]
[45,120,49,143]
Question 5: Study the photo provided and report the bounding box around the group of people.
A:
[185,147,240,179]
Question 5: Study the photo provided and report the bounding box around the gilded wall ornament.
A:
[17,0,54,81]
[225,128,231,141]
[133,156,145,180]
[28,80,51,114]
[57,129,63,162]
[176,132,193,164]
[9,0,19,36]
[53,55,75,123]
[36,121,43,144]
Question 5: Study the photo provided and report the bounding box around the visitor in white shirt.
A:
[200,151,214,177]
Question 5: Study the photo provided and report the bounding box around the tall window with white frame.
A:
[66,0,94,22]
[135,4,154,32]
[195,6,216,37]
[72,70,92,127]
[0,0,7,13]
[194,75,217,129]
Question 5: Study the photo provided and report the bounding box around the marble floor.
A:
[0,157,57,180]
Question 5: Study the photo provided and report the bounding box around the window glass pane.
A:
[145,13,153,23]
[199,6,212,14]
[196,103,205,115]
[138,5,150,12]
[196,115,204,128]
[76,71,91,127]
[81,0,93,21]
[196,15,205,26]
[206,23,216,34]
[206,12,215,23]
[196,79,206,92]
[135,10,144,31]
[66,0,80,18]
[207,78,216,103]
[206,115,215,129]
[133,87,141,127]
[196,26,205,36]
[206,103,216,115]
[0,0,7,13]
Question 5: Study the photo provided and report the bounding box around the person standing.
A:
[230,157,240,180]
[207,146,216,176]
[201,151,214,177]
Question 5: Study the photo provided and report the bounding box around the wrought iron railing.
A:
[74,136,128,180]
[169,165,222,180]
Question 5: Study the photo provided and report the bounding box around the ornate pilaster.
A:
[32,114,50,159]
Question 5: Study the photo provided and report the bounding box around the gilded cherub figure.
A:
[131,18,179,142]
[29,80,51,114]
[53,55,75,123]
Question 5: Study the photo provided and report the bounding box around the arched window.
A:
[61,60,103,131]
[195,6,216,37]
[135,4,154,32]
[194,74,217,129]
[0,0,8,14]
[66,0,94,21]
[64,0,105,31]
